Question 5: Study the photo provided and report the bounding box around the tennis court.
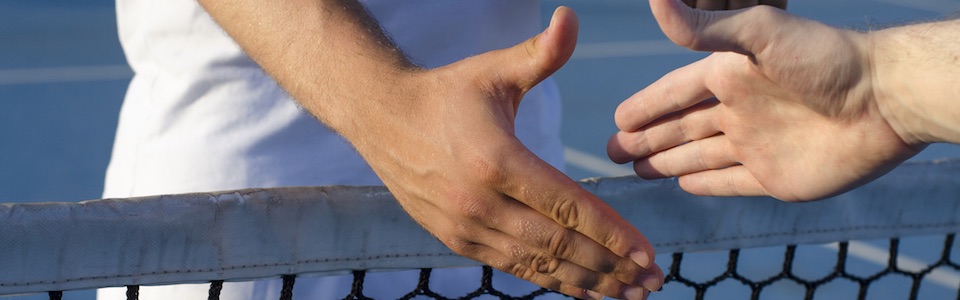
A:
[2,0,960,299]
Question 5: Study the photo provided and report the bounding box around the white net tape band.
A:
[1,159,958,295]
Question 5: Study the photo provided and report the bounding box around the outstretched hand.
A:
[608,1,921,201]
[349,8,662,299]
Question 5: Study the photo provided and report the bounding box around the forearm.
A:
[871,19,960,145]
[197,0,418,137]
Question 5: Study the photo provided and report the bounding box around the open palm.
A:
[608,2,921,201]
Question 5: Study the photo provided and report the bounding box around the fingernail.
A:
[586,289,604,300]
[621,287,645,300]
[629,251,651,268]
[638,272,663,292]
[544,7,559,36]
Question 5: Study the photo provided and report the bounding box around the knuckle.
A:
[523,37,539,60]
[525,37,558,76]
[608,259,644,285]
[449,191,493,222]
[463,152,508,187]
[608,245,644,282]
[450,218,475,238]
[527,251,562,276]
[608,250,642,276]
[608,236,636,258]
[549,196,581,229]
[725,173,740,195]
[612,263,643,285]
[632,130,654,157]
[508,262,540,283]
[508,242,564,277]
[663,81,686,112]
[676,113,692,141]
[444,237,481,257]
[546,229,576,261]
[694,142,709,171]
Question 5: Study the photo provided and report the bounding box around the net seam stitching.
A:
[4,223,958,287]
[0,252,459,287]
[651,222,960,247]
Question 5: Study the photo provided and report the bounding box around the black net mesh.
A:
[54,234,960,300]
[664,235,960,300]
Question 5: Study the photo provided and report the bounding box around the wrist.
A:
[869,21,960,145]
[868,27,931,146]
[322,65,428,137]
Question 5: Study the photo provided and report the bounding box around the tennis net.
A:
[2,159,959,299]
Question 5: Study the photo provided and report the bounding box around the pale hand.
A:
[607,1,921,201]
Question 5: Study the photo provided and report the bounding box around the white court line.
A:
[572,40,686,59]
[563,147,635,177]
[0,65,132,85]
[867,0,960,14]
[563,147,960,289]
[821,242,960,289]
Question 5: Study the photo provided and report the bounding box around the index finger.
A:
[615,56,714,132]
[499,145,658,271]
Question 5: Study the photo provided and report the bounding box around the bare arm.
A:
[197,0,663,298]
[873,20,960,145]
[197,0,415,129]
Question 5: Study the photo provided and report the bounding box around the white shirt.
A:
[101,0,563,298]
[103,0,563,198]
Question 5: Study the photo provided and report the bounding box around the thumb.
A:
[649,0,785,56]
[490,6,578,93]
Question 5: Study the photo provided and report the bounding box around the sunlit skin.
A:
[609,0,960,202]
[195,1,668,298]
[190,0,790,298]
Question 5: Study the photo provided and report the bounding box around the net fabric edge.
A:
[0,159,958,295]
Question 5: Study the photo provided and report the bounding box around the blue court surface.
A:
[2,0,960,299]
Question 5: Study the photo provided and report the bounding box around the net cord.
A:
[1,159,958,295]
